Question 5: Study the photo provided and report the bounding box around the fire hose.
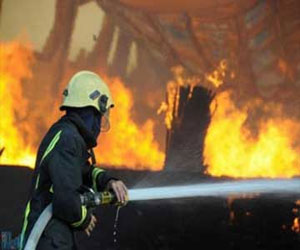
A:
[24,179,300,249]
[24,187,121,250]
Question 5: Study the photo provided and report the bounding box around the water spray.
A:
[128,179,300,201]
[80,179,300,204]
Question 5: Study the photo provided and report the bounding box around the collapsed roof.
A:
[93,0,300,98]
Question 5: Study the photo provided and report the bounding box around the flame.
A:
[157,66,198,129]
[157,80,179,130]
[291,200,300,233]
[204,91,300,178]
[205,59,228,88]
[292,218,300,233]
[158,61,227,130]
[0,42,35,167]
[94,76,165,170]
[1,41,164,170]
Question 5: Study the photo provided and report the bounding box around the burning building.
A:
[2,0,300,176]
[1,0,300,249]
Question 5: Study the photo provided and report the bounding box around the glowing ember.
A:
[204,91,300,178]
[94,76,165,170]
[157,79,179,130]
[292,218,300,233]
[205,59,228,88]
[0,42,35,167]
[291,200,300,233]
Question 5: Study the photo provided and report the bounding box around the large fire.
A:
[0,42,36,166]
[204,91,300,178]
[0,41,164,170]
[95,76,164,170]
[2,40,300,177]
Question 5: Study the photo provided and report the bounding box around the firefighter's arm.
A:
[47,133,92,230]
[90,165,114,192]
[89,165,128,203]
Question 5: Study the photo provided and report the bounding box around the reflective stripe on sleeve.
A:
[92,167,105,192]
[34,130,62,190]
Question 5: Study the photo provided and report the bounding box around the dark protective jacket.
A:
[20,113,114,250]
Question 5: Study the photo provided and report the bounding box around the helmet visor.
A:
[100,108,111,132]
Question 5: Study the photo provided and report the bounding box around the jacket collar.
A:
[62,113,97,149]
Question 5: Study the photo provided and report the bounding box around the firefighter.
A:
[20,71,128,249]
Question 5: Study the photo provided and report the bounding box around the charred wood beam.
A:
[144,14,188,71]
[39,0,79,61]
[165,86,214,172]
[108,28,132,77]
[95,0,262,77]
[185,14,213,73]
[236,0,286,98]
[38,0,79,95]
[119,0,257,19]
[96,0,159,45]
[233,16,243,82]
[86,16,115,70]
[234,1,257,91]
[270,0,293,81]
[96,0,186,70]
[78,0,94,5]
[276,0,300,68]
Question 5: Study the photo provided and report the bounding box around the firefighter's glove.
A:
[107,180,128,206]
[85,214,97,237]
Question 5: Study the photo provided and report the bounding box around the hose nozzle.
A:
[80,189,127,207]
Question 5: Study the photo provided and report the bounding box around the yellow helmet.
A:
[60,71,114,131]
[60,71,114,113]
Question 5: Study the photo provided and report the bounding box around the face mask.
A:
[67,107,102,139]
[92,112,102,139]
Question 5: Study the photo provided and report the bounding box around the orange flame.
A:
[0,42,35,167]
[95,76,165,170]
[157,80,179,130]
[292,218,300,233]
[204,91,300,178]
[158,61,227,130]
[291,200,300,233]
[205,59,228,88]
[0,41,164,170]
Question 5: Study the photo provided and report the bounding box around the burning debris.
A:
[292,200,300,234]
